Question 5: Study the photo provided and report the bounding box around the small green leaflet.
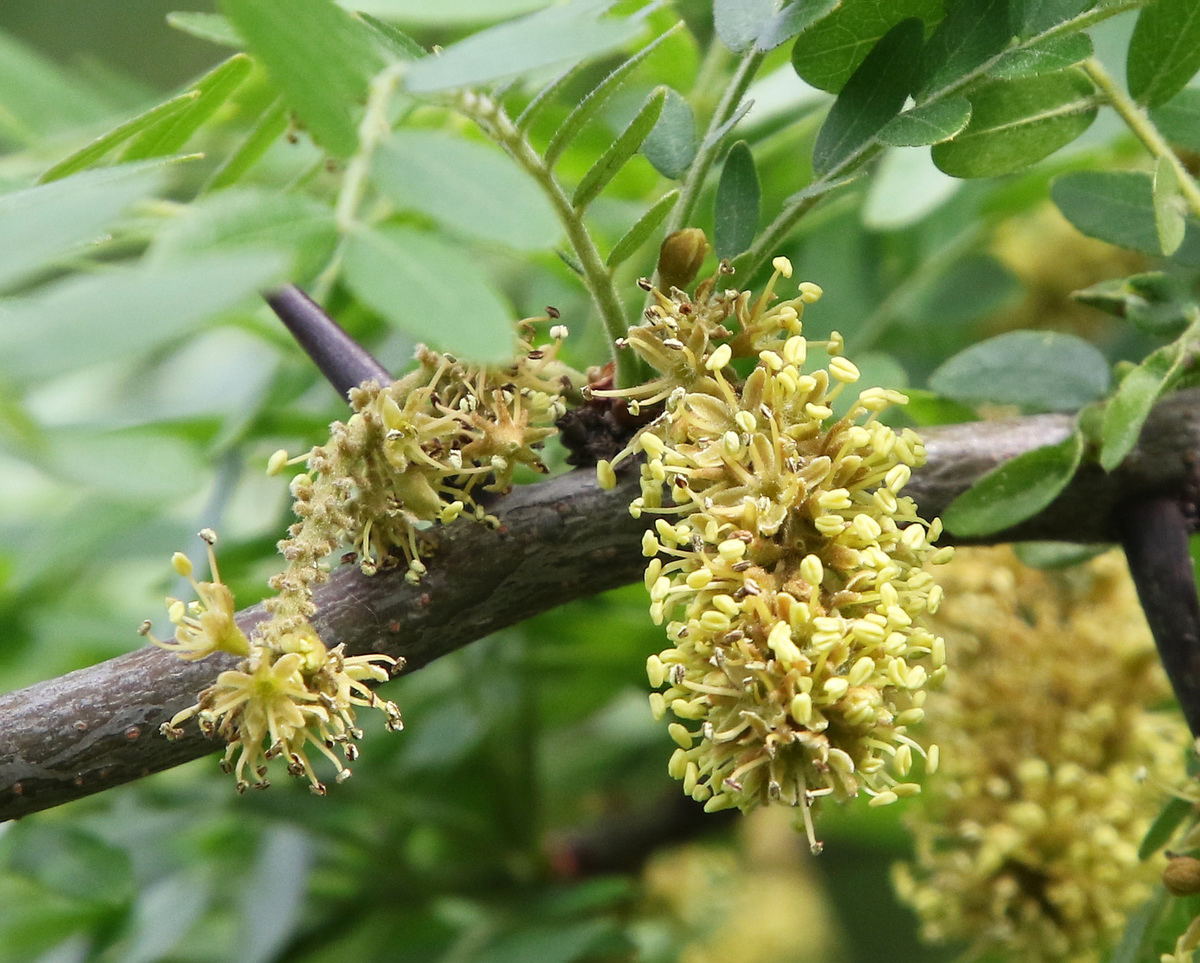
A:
[790,0,942,94]
[1137,795,1192,861]
[756,0,841,53]
[812,18,922,177]
[571,87,665,210]
[877,97,971,147]
[0,163,163,292]
[1153,155,1187,256]
[1100,341,1184,471]
[929,330,1110,412]
[713,140,759,260]
[943,429,1083,538]
[991,32,1093,79]
[915,0,1013,101]
[1051,169,1191,257]
[606,189,679,268]
[1073,271,1197,337]
[713,0,777,53]
[342,224,515,363]
[122,55,253,161]
[932,68,1098,178]
[205,99,287,191]
[1127,0,1200,107]
[219,0,385,157]
[641,87,696,180]
[404,0,641,93]
[1151,88,1200,152]
[39,94,198,183]
[166,11,244,47]
[1011,0,1096,38]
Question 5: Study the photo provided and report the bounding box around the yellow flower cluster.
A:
[149,531,402,794]
[264,324,575,639]
[152,322,577,793]
[894,547,1187,962]
[596,258,950,850]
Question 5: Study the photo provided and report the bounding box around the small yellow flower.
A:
[139,530,250,661]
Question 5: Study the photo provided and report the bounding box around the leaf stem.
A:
[460,91,636,386]
[1083,57,1200,220]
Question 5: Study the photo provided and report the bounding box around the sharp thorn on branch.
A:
[265,285,393,397]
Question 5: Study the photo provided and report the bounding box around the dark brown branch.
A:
[2,390,1199,821]
[1117,497,1200,735]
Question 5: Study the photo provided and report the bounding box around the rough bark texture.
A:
[2,389,1198,821]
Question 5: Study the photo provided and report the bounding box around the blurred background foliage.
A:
[1,0,1198,960]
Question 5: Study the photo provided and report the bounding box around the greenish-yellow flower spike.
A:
[598,258,950,852]
[893,547,1188,962]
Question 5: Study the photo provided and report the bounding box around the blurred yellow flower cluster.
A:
[597,257,950,849]
[894,547,1187,961]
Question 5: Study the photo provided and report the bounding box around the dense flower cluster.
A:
[264,324,575,641]
[153,322,577,792]
[893,547,1187,962]
[596,258,951,850]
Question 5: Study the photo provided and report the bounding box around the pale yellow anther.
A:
[639,431,666,459]
[597,459,617,490]
[848,656,875,687]
[668,722,693,748]
[829,357,861,383]
[892,782,921,798]
[814,515,845,536]
[759,350,784,371]
[722,430,741,455]
[706,343,733,371]
[790,692,813,724]
[798,281,823,303]
[772,255,794,278]
[734,410,757,433]
[267,449,290,476]
[828,747,855,773]
[643,557,663,591]
[686,568,713,590]
[717,538,747,561]
[649,692,667,719]
[869,790,899,807]
[895,743,913,776]
[712,594,739,616]
[650,575,672,602]
[172,552,193,578]
[783,335,807,366]
[816,488,853,511]
[641,530,660,557]
[823,677,850,700]
[800,554,823,586]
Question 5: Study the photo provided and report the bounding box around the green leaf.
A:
[713,140,760,260]
[929,330,1110,411]
[342,224,515,362]
[700,98,754,149]
[0,163,162,292]
[931,68,1097,178]
[1051,169,1173,256]
[38,93,199,183]
[1153,155,1187,256]
[404,0,641,94]
[148,188,337,281]
[714,0,778,53]
[571,86,665,210]
[878,97,971,147]
[1013,541,1107,568]
[1139,796,1193,860]
[1100,343,1179,470]
[943,430,1083,537]
[812,18,923,176]
[1151,87,1200,151]
[122,55,253,161]
[606,189,679,268]
[373,129,559,250]
[1011,0,1096,37]
[790,0,942,93]
[641,87,697,179]
[916,0,1014,99]
[1127,0,1200,106]
[358,13,425,61]
[206,99,288,190]
[166,11,243,47]
[219,0,385,157]
[991,31,1093,78]
[756,0,842,52]
[1074,271,1197,337]
[543,26,677,168]
[0,250,286,382]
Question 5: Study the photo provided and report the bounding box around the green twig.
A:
[1084,57,1200,220]
[459,91,636,386]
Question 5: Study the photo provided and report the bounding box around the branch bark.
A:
[2,390,1198,821]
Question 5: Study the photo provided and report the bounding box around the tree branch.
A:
[2,390,1199,821]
